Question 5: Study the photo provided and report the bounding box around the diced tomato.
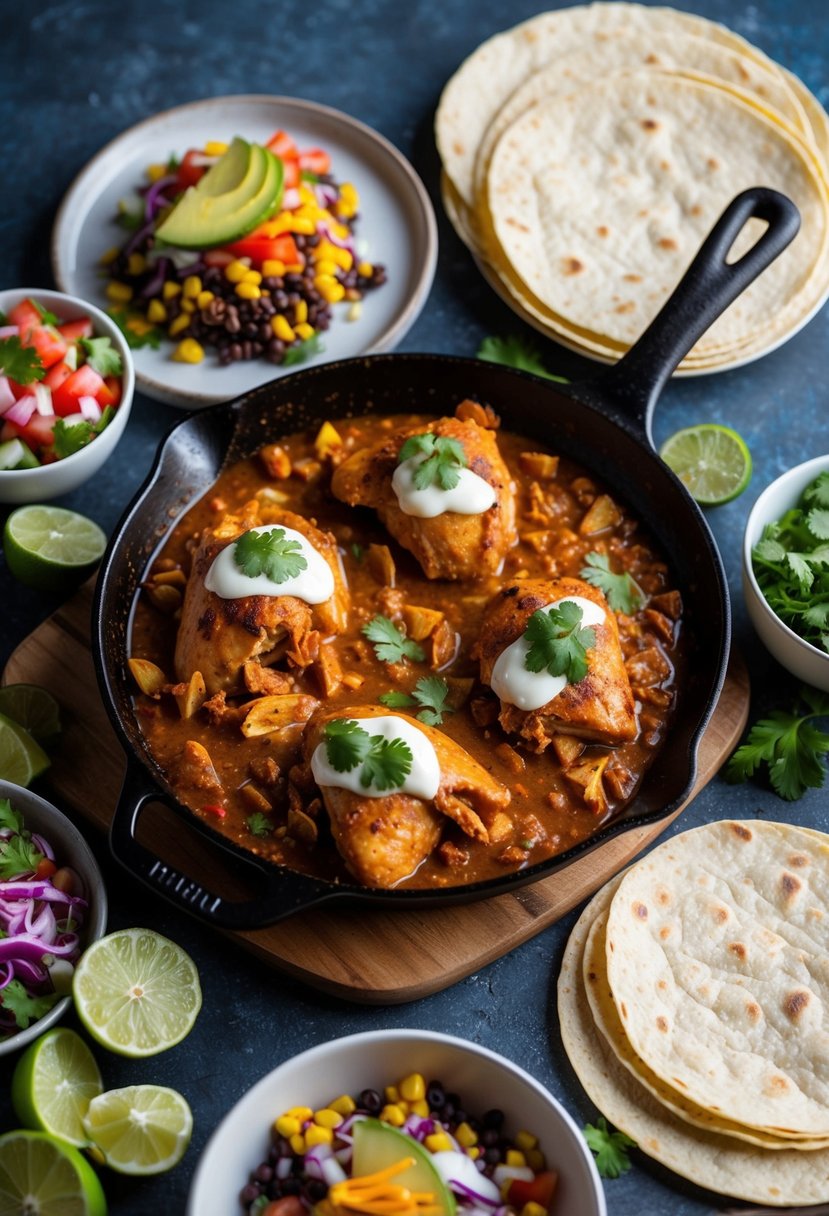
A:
[57,316,94,342]
[8,299,43,334]
[7,378,33,400]
[505,1172,558,1211]
[224,231,300,267]
[35,858,57,880]
[299,148,331,176]
[266,130,299,160]
[102,376,122,407]
[176,148,206,191]
[52,365,106,417]
[18,413,56,452]
[20,324,67,370]
[1,420,18,442]
[204,249,236,268]
[262,1197,305,1216]
[282,159,300,189]
[43,361,74,392]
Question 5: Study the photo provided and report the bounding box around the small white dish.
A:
[742,453,829,690]
[187,1029,605,1216]
[52,95,438,408]
[0,287,134,504]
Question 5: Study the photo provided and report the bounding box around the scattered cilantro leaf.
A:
[107,308,163,350]
[725,686,829,801]
[30,298,60,327]
[524,601,596,684]
[324,719,372,772]
[363,615,425,664]
[283,334,325,366]
[0,979,59,1030]
[583,1118,636,1179]
[350,543,364,562]
[234,528,308,584]
[398,432,468,492]
[52,407,114,460]
[412,676,453,725]
[80,335,123,377]
[0,798,24,835]
[378,690,416,709]
[0,832,45,881]
[477,335,569,383]
[803,471,829,510]
[300,170,321,183]
[0,336,44,384]
[246,812,272,837]
[580,551,646,614]
[116,198,145,231]
[324,719,413,791]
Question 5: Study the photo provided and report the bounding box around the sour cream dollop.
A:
[391,455,497,518]
[204,525,335,604]
[490,595,605,712]
[311,715,441,800]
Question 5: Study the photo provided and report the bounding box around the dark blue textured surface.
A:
[1,2,828,1212]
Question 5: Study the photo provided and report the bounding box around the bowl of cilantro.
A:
[742,454,829,691]
[0,288,134,504]
[0,780,108,1057]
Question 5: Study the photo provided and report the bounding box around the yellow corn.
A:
[180,297,196,314]
[262,259,286,277]
[425,1133,453,1153]
[168,314,191,336]
[163,280,182,300]
[272,315,295,343]
[127,252,147,275]
[329,1095,356,1117]
[521,1204,547,1216]
[408,1099,430,1118]
[399,1074,425,1103]
[315,275,345,304]
[99,246,120,265]
[172,337,204,363]
[275,1114,300,1138]
[146,162,169,183]
[380,1104,406,1127]
[243,269,262,285]
[515,1131,538,1152]
[316,240,353,271]
[456,1122,478,1148]
[314,258,339,278]
[313,1109,343,1130]
[467,1147,480,1161]
[146,299,167,324]
[289,216,316,235]
[287,1107,313,1120]
[526,1149,546,1171]
[235,281,261,300]
[126,315,157,336]
[294,299,308,324]
[196,290,215,309]
[284,262,305,274]
[314,421,342,458]
[298,185,317,206]
[290,1132,306,1155]
[306,1125,334,1147]
[357,261,374,278]
[204,140,228,156]
[505,1150,526,1168]
[384,1086,399,1104]
[106,281,133,303]
[294,322,314,341]
[337,182,359,218]
[225,260,251,283]
[182,275,202,298]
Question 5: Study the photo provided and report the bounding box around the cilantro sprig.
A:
[323,719,413,791]
[379,676,453,725]
[107,308,163,350]
[0,800,45,881]
[80,336,123,377]
[31,299,60,327]
[398,432,468,491]
[0,798,24,834]
[580,552,646,614]
[363,615,425,664]
[477,335,568,383]
[52,407,115,460]
[283,334,325,366]
[524,601,596,684]
[246,812,272,837]
[0,336,44,385]
[0,980,59,1030]
[583,1118,636,1179]
[234,528,308,584]
[725,685,829,801]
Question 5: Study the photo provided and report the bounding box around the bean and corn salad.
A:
[240,1071,558,1216]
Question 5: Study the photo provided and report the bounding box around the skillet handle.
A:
[575,187,801,444]
[109,761,333,930]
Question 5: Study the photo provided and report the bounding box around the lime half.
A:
[72,929,202,1057]
[659,424,752,505]
[0,711,50,786]
[82,1085,193,1176]
[11,1028,103,1148]
[0,1129,107,1216]
[3,505,107,593]
[0,684,61,743]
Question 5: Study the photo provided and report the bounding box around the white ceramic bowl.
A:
[188,1029,606,1216]
[0,779,108,1056]
[0,287,134,504]
[742,454,829,691]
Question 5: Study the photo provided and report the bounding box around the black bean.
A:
[254,1163,274,1184]
[240,1182,260,1204]
[267,1181,283,1199]
[483,1108,505,1131]
[283,1176,302,1194]
[360,1088,382,1115]
[481,1128,499,1147]
[484,1147,501,1165]
[306,1180,328,1202]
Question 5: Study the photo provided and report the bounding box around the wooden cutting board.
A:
[3,581,750,1003]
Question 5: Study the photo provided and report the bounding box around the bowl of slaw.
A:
[0,779,108,1056]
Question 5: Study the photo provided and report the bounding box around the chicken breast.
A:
[478,577,637,749]
[330,407,516,580]
[174,500,349,695]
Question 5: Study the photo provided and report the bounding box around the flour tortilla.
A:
[558,873,829,1205]
[605,821,829,1137]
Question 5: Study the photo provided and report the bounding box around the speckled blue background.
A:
[2,2,828,1212]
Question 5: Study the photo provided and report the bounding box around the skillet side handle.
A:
[577,188,801,444]
[109,762,331,930]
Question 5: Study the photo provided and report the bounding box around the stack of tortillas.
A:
[436,4,829,372]
[558,820,829,1205]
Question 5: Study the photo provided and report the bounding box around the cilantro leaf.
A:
[803,471,829,509]
[107,308,163,350]
[523,601,596,684]
[350,543,364,562]
[116,198,145,230]
[0,979,59,1030]
[0,798,24,835]
[378,690,416,709]
[398,433,468,492]
[31,298,60,327]
[0,336,44,385]
[363,615,425,664]
[807,508,829,541]
[324,719,372,772]
[360,735,413,791]
[246,812,272,837]
[80,336,123,377]
[52,407,115,460]
[0,832,45,880]
[412,676,453,725]
[233,528,308,584]
[725,688,829,800]
[477,335,568,383]
[283,334,325,366]
[583,1118,636,1179]
[580,551,646,614]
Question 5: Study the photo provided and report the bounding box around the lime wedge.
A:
[0,684,61,743]
[0,1129,107,1216]
[82,1085,192,1176]
[11,1028,103,1148]
[659,424,752,505]
[71,929,202,1057]
[3,505,107,593]
[0,711,50,785]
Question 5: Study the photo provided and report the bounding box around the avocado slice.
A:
[156,139,284,249]
[351,1119,456,1216]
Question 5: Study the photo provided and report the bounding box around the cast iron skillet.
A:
[94,187,800,929]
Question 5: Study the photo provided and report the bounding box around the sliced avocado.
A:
[351,1119,456,1216]
[156,142,284,249]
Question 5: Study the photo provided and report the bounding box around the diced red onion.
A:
[29,834,54,861]
[0,883,85,905]
[275,1157,294,1180]
[0,377,16,415]
[4,396,36,427]
[0,326,19,339]
[79,397,102,422]
[144,175,178,221]
[175,260,206,280]
[0,934,79,963]
[139,256,173,300]
[451,1181,501,1208]
[124,217,156,257]
[321,1157,347,1187]
[337,1113,367,1137]
[282,187,300,211]
[334,1146,352,1166]
[317,222,353,251]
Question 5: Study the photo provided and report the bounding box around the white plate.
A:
[52,95,438,408]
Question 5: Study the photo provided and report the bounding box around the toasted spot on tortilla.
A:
[731,823,752,841]
[729,942,747,960]
[641,117,660,131]
[789,853,809,868]
[658,237,679,250]
[562,256,584,275]
[633,900,648,919]
[615,301,636,313]
[623,273,643,283]
[783,990,810,1022]
[711,903,729,923]
[780,871,802,900]
[745,1001,762,1022]
[596,225,609,237]
[707,156,721,170]
[656,1015,669,1032]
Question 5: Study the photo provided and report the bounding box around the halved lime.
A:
[0,1129,107,1215]
[659,424,752,505]
[71,929,202,1058]
[0,711,50,785]
[0,684,61,743]
[11,1028,103,1148]
[82,1085,192,1176]
[3,505,107,593]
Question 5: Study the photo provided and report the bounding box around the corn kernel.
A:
[357,261,374,278]
[314,1109,343,1129]
[275,1114,300,1138]
[526,1149,546,1171]
[315,276,345,304]
[521,1204,547,1216]
[182,275,202,298]
[262,259,286,277]
[505,1150,526,1168]
[172,337,204,363]
[306,1124,334,1147]
[456,1122,478,1148]
[467,1147,480,1160]
[225,260,250,283]
[289,216,316,235]
[287,1107,313,1120]
[329,1095,356,1117]
[181,298,196,314]
[342,673,364,689]
[409,1100,430,1118]
[99,247,120,265]
[298,185,317,206]
[235,281,261,300]
[146,299,167,324]
[106,281,133,303]
[425,1133,453,1153]
[124,315,156,336]
[195,290,214,309]
[399,1074,426,1102]
[243,269,262,285]
[384,1086,400,1104]
[315,240,353,271]
[272,315,295,343]
[204,140,228,156]
[337,182,359,218]
[146,162,168,183]
[380,1104,406,1127]
[515,1131,538,1152]
[162,280,182,300]
[289,1133,306,1155]
[294,299,308,325]
[314,421,342,458]
[168,314,191,336]
[294,322,314,341]
[284,262,305,274]
[127,253,147,275]
[314,258,340,278]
